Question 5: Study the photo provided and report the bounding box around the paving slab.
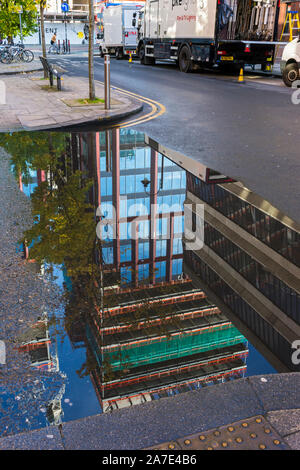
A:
[248,374,300,412]
[146,415,291,450]
[266,409,300,436]
[0,72,143,132]
[285,432,300,449]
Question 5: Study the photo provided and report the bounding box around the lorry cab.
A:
[100,4,142,59]
[132,8,144,41]
[281,37,300,87]
[137,0,279,73]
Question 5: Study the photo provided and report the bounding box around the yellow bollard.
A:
[238,67,244,83]
[129,52,132,64]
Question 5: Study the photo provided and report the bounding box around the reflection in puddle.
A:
[0,127,299,436]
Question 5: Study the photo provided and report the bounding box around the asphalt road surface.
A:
[49,54,300,223]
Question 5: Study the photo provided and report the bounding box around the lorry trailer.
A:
[136,0,280,72]
[99,3,144,59]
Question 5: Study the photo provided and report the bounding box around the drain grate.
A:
[146,415,290,450]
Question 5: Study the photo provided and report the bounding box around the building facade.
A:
[183,171,300,372]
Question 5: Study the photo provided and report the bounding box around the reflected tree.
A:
[1,130,188,407]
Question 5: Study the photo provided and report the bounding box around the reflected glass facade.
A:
[204,222,300,324]
[184,250,296,371]
[187,173,300,267]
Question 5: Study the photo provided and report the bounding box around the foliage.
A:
[0,130,96,277]
[0,0,39,40]
[0,131,66,184]
[24,171,95,277]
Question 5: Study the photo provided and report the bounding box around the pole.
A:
[64,11,67,53]
[19,12,23,45]
[104,54,110,110]
[88,0,96,100]
[40,4,47,78]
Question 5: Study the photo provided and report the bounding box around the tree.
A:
[0,0,38,42]
[39,0,47,77]
[0,131,66,183]
[88,0,95,100]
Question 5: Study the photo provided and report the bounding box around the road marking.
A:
[95,81,166,128]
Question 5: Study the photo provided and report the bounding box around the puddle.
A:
[0,127,299,437]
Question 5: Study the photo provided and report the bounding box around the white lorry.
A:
[280,37,300,87]
[136,0,280,72]
[99,3,144,59]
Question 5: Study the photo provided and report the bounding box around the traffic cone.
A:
[238,67,245,83]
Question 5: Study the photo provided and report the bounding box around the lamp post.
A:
[141,155,165,196]
[64,11,67,51]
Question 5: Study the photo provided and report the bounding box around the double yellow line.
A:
[96,80,166,128]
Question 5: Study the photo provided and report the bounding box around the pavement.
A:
[0,59,43,75]
[0,373,299,450]
[244,62,282,77]
[0,70,143,132]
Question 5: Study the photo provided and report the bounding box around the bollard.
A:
[129,52,132,63]
[104,54,110,110]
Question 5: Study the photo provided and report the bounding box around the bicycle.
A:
[0,45,34,64]
[48,43,59,54]
[0,46,12,64]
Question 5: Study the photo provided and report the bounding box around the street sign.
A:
[61,2,69,12]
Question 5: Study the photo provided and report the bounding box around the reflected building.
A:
[66,129,248,412]
[13,128,249,414]
[178,159,300,372]
[16,172,65,427]
[4,125,300,425]
[18,315,54,371]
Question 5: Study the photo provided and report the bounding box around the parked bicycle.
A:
[0,45,34,64]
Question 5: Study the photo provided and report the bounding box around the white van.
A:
[281,37,300,87]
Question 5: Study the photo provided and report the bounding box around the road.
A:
[48,53,300,222]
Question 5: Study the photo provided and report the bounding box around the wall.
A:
[17,21,90,45]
